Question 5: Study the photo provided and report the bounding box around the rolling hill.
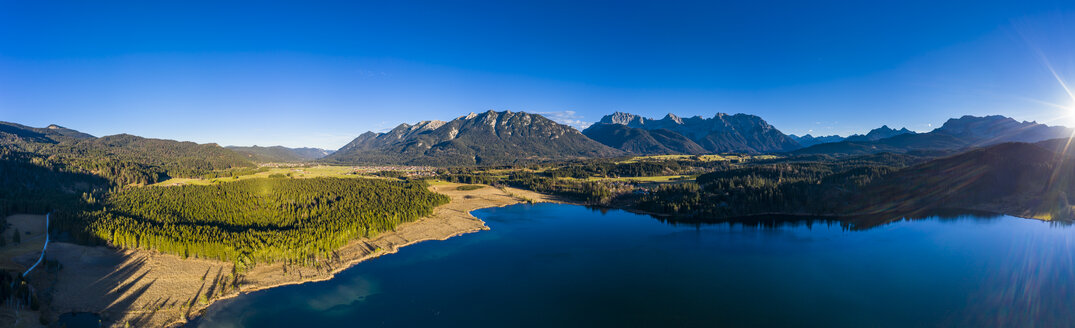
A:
[0,121,254,185]
[581,123,706,155]
[851,141,1075,220]
[227,145,334,162]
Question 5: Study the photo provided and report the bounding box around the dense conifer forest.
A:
[634,156,907,217]
[439,153,936,217]
[86,178,448,268]
[1,123,454,269]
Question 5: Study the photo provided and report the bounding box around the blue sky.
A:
[2,1,1075,149]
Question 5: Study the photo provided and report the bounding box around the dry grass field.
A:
[0,214,49,328]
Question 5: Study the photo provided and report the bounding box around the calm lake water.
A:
[193,203,1075,327]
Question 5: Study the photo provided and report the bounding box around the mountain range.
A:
[793,115,1072,156]
[787,134,844,148]
[582,112,800,154]
[788,125,916,148]
[324,110,623,166]
[5,113,1070,168]
[227,146,334,162]
[844,125,916,142]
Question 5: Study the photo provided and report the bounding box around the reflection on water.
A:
[643,207,1011,231]
[193,203,1075,328]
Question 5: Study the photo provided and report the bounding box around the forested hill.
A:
[0,120,451,267]
[581,123,707,155]
[325,110,624,166]
[0,121,253,185]
[227,145,333,162]
[851,141,1075,220]
[0,121,95,141]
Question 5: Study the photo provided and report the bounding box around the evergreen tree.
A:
[84,177,449,267]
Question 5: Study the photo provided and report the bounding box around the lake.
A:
[192,203,1075,327]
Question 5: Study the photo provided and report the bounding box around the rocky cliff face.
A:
[327,110,624,165]
[585,112,800,154]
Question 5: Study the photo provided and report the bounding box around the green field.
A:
[152,166,365,186]
[425,179,452,186]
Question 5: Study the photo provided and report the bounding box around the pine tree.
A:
[12,228,20,245]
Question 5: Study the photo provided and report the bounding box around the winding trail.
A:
[22,212,49,276]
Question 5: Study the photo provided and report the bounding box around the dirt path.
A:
[22,213,49,276]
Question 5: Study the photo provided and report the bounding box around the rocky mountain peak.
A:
[663,113,684,124]
[585,111,800,153]
[599,112,646,126]
[326,111,622,165]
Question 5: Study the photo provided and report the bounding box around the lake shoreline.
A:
[192,201,1075,328]
[590,201,1061,230]
[182,183,559,327]
[46,184,1061,327]
[43,182,557,328]
[177,183,559,327]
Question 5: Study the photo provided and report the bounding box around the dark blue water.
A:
[194,204,1075,327]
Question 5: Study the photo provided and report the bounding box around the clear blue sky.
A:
[3,1,1075,149]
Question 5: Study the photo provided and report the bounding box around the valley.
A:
[2,110,1074,327]
[8,3,1075,327]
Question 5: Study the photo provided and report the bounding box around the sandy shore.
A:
[43,182,556,327]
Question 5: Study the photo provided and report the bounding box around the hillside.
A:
[0,121,254,185]
[228,145,333,162]
[583,112,800,154]
[851,142,1075,220]
[0,121,95,143]
[582,123,706,155]
[325,110,624,166]
[793,115,1072,156]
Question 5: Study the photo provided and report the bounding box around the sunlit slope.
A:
[325,110,623,166]
[852,142,1075,219]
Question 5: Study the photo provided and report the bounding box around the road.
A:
[22,212,48,276]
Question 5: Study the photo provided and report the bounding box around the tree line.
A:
[85,177,448,269]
